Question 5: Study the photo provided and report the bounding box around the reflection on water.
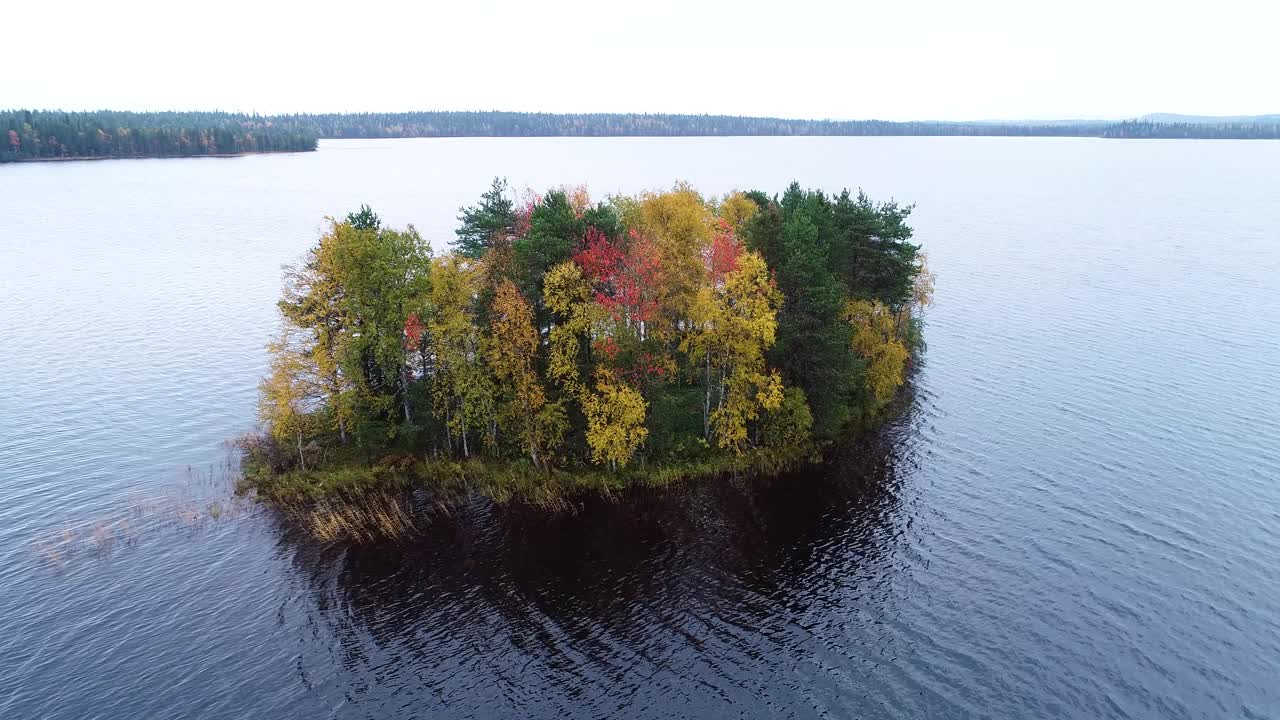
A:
[278,406,923,718]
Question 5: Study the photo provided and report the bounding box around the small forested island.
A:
[6,109,1279,162]
[240,181,934,540]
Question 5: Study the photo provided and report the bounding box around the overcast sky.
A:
[9,0,1274,120]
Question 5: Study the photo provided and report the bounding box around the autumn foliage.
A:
[253,180,929,490]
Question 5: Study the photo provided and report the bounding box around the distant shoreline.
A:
[4,148,311,164]
[5,109,1278,164]
[310,134,1280,141]
[5,132,1276,167]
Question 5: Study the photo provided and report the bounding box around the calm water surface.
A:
[2,138,1278,719]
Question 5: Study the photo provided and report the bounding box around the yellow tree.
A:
[632,184,714,333]
[718,191,759,235]
[489,279,562,467]
[912,252,936,310]
[544,260,648,470]
[543,260,593,396]
[427,255,492,457]
[683,250,784,452]
[893,251,936,340]
[565,184,592,215]
[846,299,909,412]
[581,370,648,470]
[277,220,358,443]
[259,328,322,470]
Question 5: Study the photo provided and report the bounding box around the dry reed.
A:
[282,491,418,543]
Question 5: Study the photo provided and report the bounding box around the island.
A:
[6,109,1279,163]
[238,180,933,541]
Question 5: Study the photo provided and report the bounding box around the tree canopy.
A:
[252,180,932,486]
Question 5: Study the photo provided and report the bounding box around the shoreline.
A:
[4,132,1273,169]
[241,441,823,543]
[0,148,315,164]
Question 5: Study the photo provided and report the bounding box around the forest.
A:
[1100,120,1280,139]
[241,181,933,515]
[7,110,1278,163]
[0,110,318,161]
[290,111,1109,138]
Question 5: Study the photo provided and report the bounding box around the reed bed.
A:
[279,491,418,543]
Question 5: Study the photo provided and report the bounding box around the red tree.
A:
[574,228,662,325]
[705,220,742,283]
[404,312,426,347]
[574,226,623,281]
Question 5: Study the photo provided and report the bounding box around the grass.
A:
[238,441,822,544]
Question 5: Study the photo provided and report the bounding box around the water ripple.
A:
[3,137,1280,719]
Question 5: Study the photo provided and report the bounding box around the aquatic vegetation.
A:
[29,461,254,567]
[280,491,418,544]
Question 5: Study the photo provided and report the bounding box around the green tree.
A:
[347,204,381,231]
[327,217,431,431]
[830,190,919,309]
[455,177,516,259]
[426,255,492,456]
[768,206,860,438]
[513,190,585,305]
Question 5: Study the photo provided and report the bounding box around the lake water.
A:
[2,137,1278,719]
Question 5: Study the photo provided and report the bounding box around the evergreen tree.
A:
[454,177,516,258]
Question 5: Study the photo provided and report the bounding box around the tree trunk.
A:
[330,368,347,444]
[717,368,726,414]
[444,402,453,455]
[401,366,413,423]
[703,353,712,441]
[296,429,307,471]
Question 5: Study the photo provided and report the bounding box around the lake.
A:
[2,137,1278,719]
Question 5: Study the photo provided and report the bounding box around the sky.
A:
[8,0,1276,121]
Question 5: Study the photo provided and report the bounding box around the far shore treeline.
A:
[241,181,933,521]
[1,110,320,161]
[5,109,1280,162]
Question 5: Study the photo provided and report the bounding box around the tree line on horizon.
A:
[0,110,318,161]
[1100,120,1280,139]
[250,181,933,480]
[295,111,1108,138]
[6,110,1279,162]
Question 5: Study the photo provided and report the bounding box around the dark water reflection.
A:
[5,138,1280,719]
[283,421,918,719]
